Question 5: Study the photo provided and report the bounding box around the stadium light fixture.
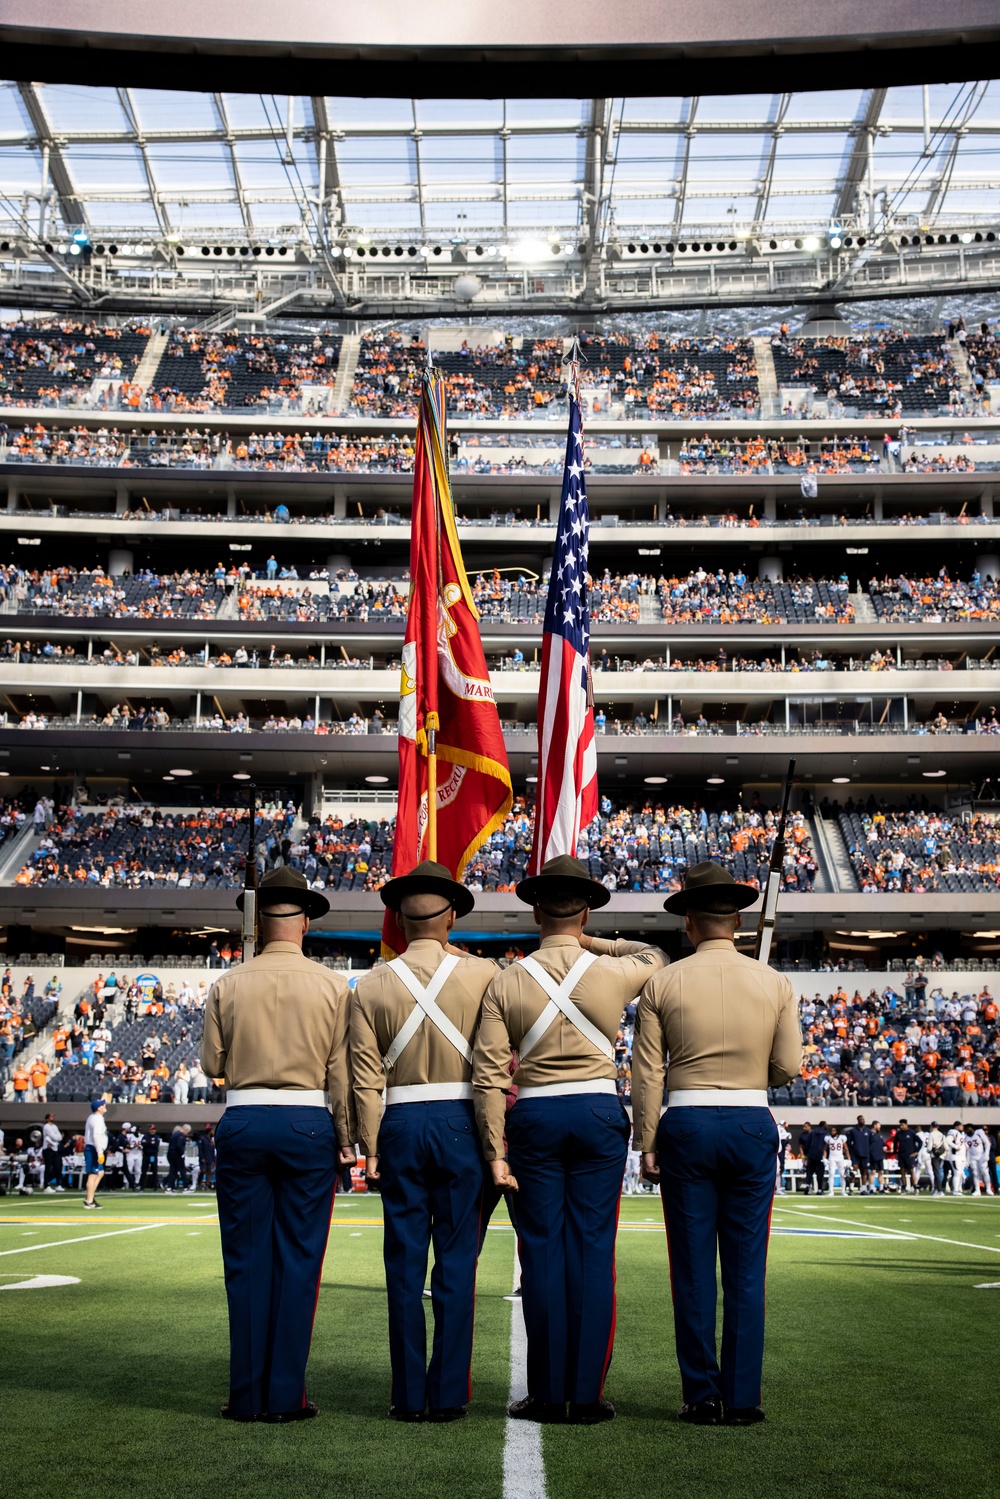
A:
[831,776,851,783]
[233,772,251,780]
[509,239,554,262]
[525,775,538,782]
[922,769,947,778]
[365,775,390,784]
[644,775,668,784]
[170,768,194,776]
[803,235,820,252]
[706,776,725,785]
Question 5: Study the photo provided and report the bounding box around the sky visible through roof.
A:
[0,83,998,244]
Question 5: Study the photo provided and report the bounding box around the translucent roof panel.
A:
[336,137,416,192]
[62,144,148,193]
[131,90,220,134]
[414,100,505,130]
[3,84,1000,249]
[144,141,233,191]
[38,85,129,134]
[419,135,502,186]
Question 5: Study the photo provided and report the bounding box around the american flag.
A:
[528,396,598,872]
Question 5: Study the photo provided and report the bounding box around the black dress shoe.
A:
[724,1406,766,1426]
[220,1403,262,1423]
[677,1400,723,1426]
[569,1398,616,1425]
[265,1400,320,1424]
[388,1407,425,1423]
[507,1396,566,1424]
[427,1406,467,1423]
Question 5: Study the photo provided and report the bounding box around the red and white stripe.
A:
[531,637,598,870]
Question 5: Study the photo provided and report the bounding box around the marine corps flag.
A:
[382,376,512,956]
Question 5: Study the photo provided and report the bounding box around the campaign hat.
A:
[515,853,611,912]
[379,860,474,919]
[236,865,330,920]
[663,860,759,916]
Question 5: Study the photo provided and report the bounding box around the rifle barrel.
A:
[753,758,796,965]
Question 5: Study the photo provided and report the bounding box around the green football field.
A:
[2,1189,999,1499]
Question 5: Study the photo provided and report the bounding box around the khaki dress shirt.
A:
[200,940,355,1150]
[473,935,668,1160]
[631,938,803,1152]
[351,941,497,1154]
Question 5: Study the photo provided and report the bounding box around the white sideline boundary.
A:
[779,1206,1000,1255]
[0,1223,166,1256]
[502,1244,547,1499]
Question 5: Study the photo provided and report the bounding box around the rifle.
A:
[753,758,796,967]
[241,782,259,963]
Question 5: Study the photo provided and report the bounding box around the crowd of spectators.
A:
[770,327,958,416]
[0,319,150,407]
[869,568,1000,623]
[677,433,880,475]
[788,975,1000,1110]
[13,804,284,890]
[840,802,1000,895]
[657,568,855,624]
[0,564,226,620]
[148,329,342,412]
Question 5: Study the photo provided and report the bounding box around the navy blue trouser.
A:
[378,1099,485,1414]
[505,1093,629,1406]
[657,1106,778,1410]
[215,1105,337,1417]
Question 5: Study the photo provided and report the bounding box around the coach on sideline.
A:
[632,862,801,1428]
[201,866,355,1424]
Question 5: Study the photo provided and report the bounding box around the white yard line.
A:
[502,1243,547,1499]
[778,1206,1000,1255]
[0,1224,167,1257]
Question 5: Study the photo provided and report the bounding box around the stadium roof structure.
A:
[3,81,1000,319]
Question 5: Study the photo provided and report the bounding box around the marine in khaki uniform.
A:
[201,866,356,1424]
[473,854,668,1426]
[352,861,496,1424]
[631,862,802,1428]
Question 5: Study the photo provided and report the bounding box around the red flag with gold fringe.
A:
[382,376,512,956]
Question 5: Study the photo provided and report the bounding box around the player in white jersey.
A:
[776,1121,792,1194]
[966,1125,995,1196]
[624,1136,642,1195]
[825,1126,851,1194]
[122,1122,143,1191]
[915,1130,935,1194]
[947,1125,968,1195]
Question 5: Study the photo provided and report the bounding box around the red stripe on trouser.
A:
[304,1176,338,1407]
[467,1184,485,1403]
[598,1188,624,1395]
[759,1184,775,1406]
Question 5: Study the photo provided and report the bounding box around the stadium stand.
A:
[869,570,1000,622]
[148,329,343,411]
[0,319,150,406]
[770,329,959,416]
[838,804,1000,894]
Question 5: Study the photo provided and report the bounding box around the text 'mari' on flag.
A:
[383,375,513,956]
[527,395,598,875]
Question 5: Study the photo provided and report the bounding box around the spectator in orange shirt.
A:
[11,1064,30,1101]
[29,1056,48,1102]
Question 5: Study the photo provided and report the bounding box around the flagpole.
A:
[426,710,439,860]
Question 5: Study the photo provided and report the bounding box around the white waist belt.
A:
[227,1088,330,1108]
[667,1089,769,1108]
[517,1080,618,1100]
[385,1082,474,1105]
